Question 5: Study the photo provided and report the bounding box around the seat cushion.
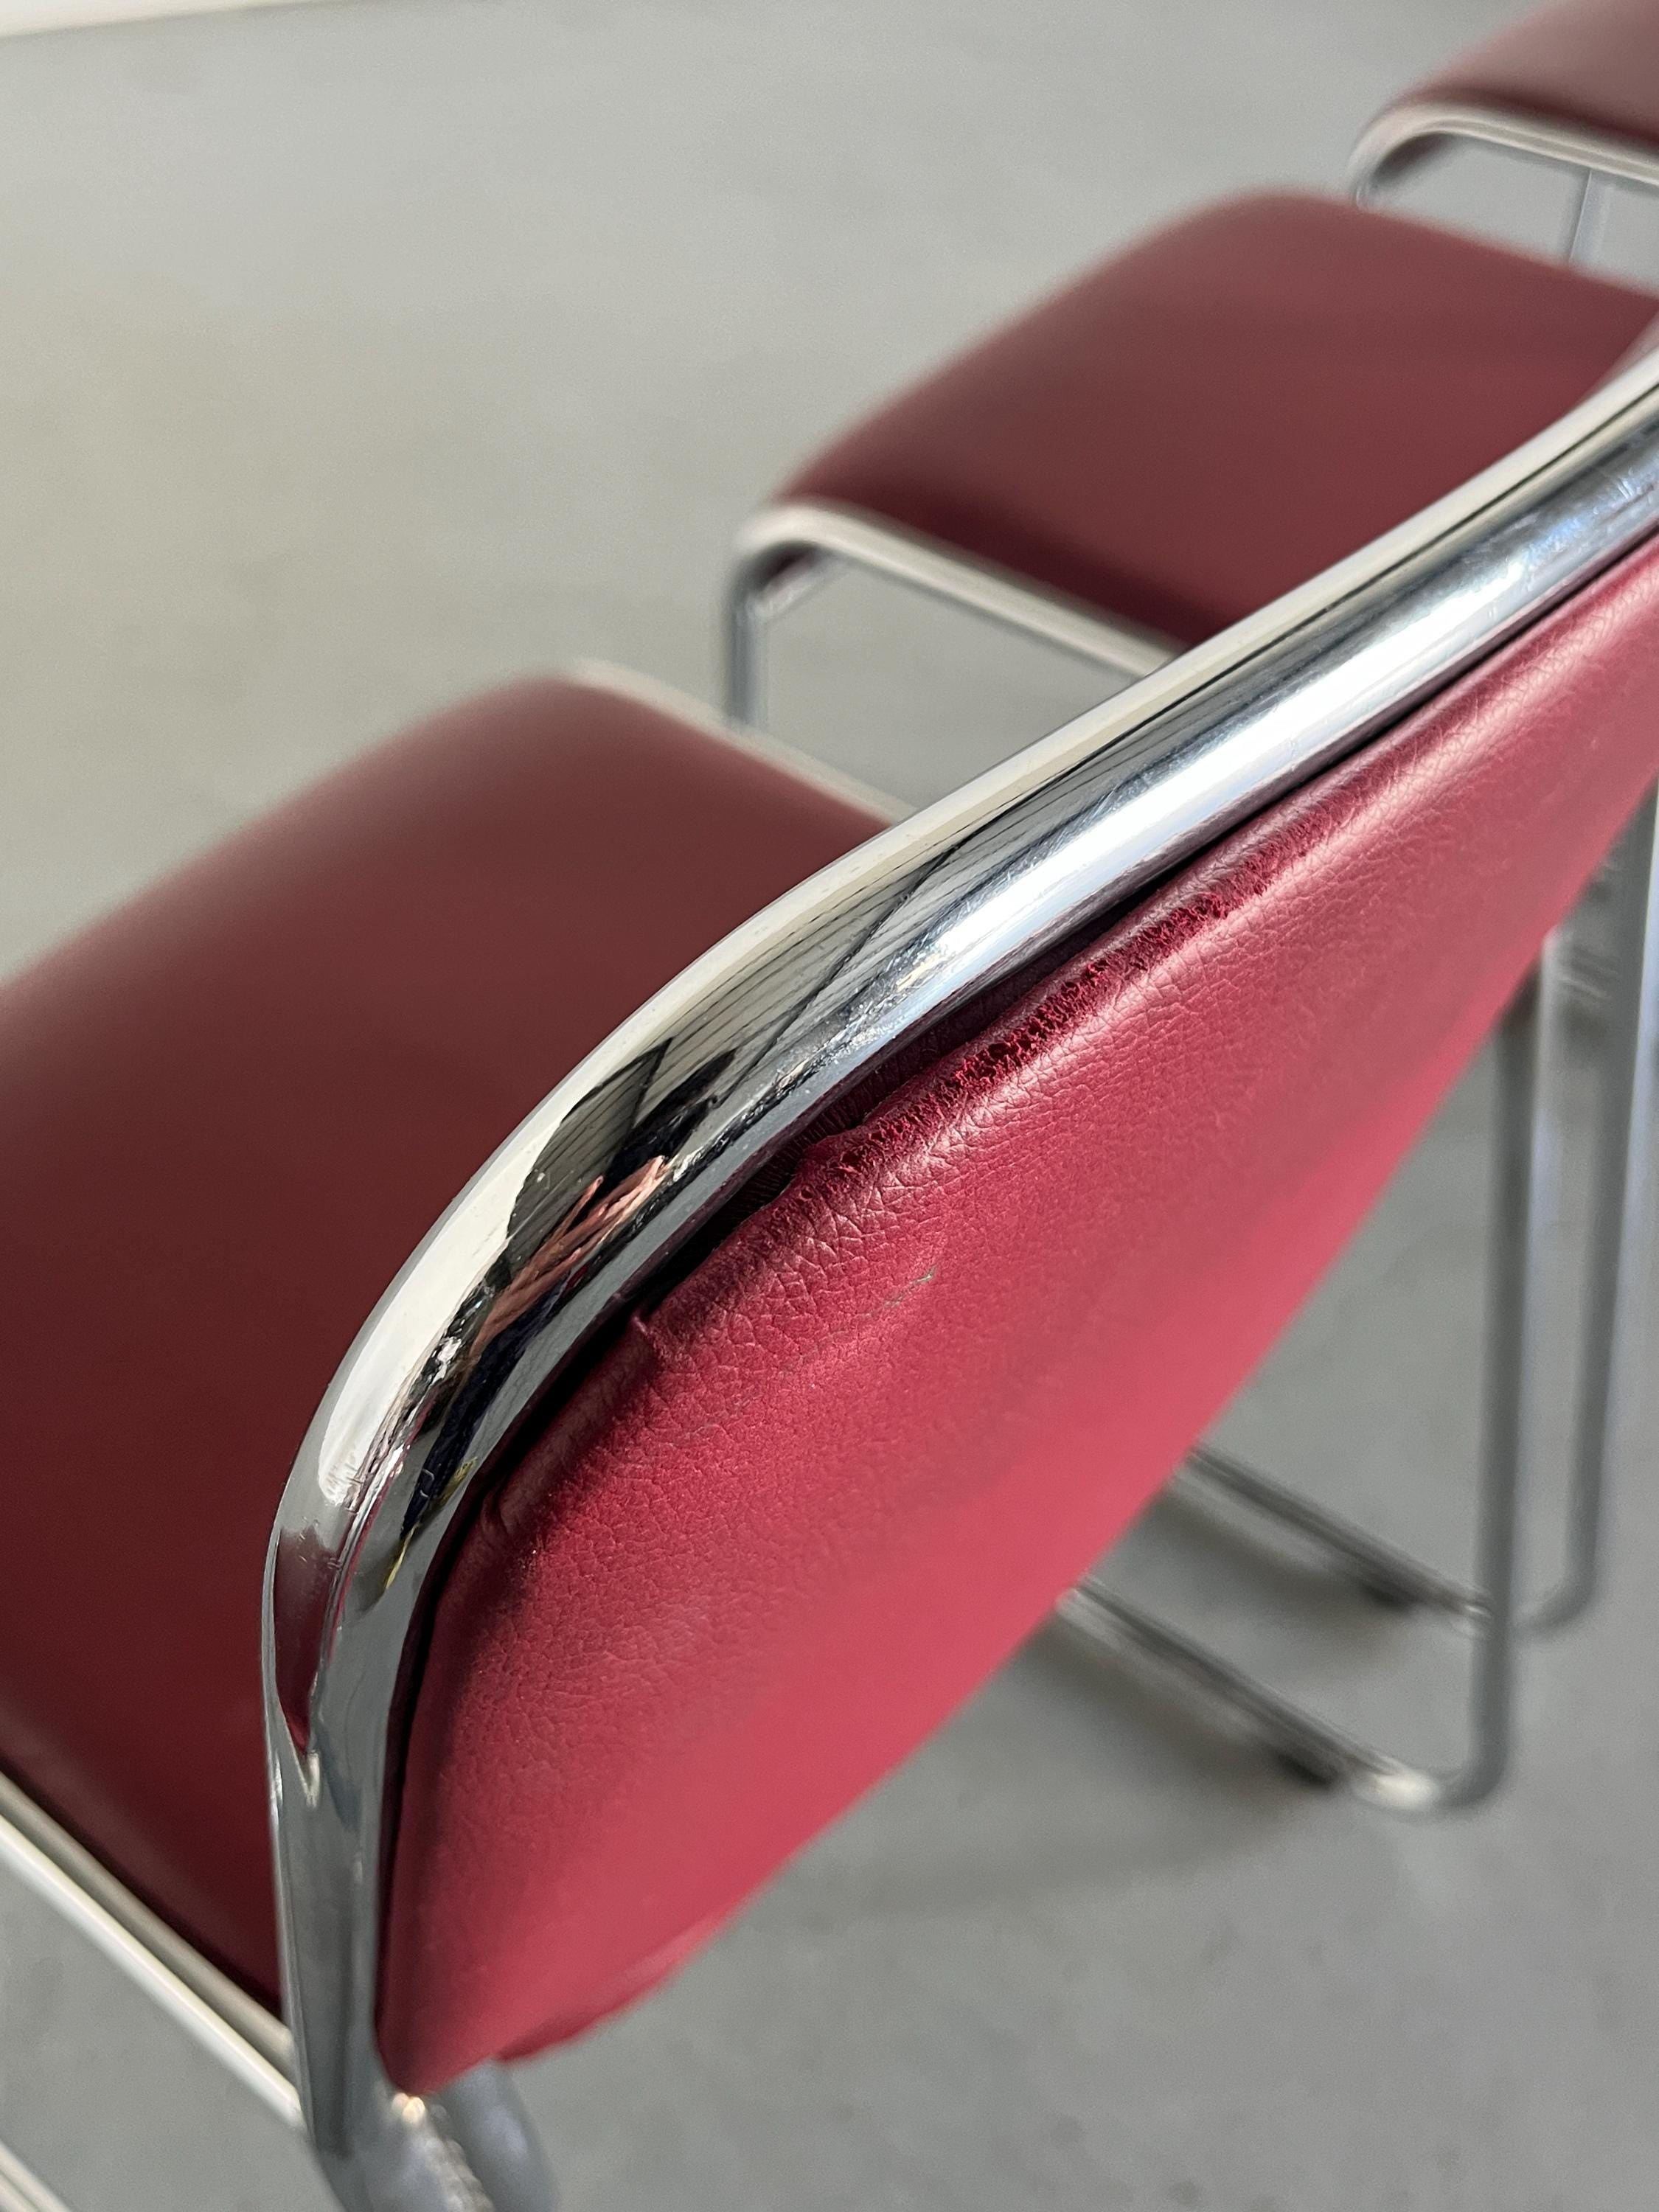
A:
[0,675,887,2004]
[1414,0,1659,156]
[379,538,1659,2091]
[784,193,1659,645]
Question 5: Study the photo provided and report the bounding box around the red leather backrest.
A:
[379,542,1659,2092]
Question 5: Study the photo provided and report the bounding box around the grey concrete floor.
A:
[2,1,1658,2207]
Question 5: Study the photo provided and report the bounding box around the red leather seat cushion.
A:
[379,540,1659,2093]
[1416,0,1659,154]
[0,678,886,2003]
[784,194,1658,645]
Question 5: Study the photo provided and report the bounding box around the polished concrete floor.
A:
[2,1,1657,2207]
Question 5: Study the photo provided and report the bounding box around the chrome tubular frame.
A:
[1347,100,1659,257]
[1535,787,1659,1626]
[257,355,1659,2209]
[723,499,1177,728]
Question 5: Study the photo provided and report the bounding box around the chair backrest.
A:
[375,537,1659,2088]
[266,344,1659,2138]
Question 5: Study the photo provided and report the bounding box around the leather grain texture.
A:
[378,538,1659,2092]
[785,193,1658,644]
[1418,0,1659,153]
[0,678,886,2003]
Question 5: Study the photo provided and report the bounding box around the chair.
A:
[722,195,1657,720]
[1348,0,1659,1018]
[0,669,894,2211]
[720,187,1659,1801]
[3,245,1659,2208]
[1349,0,1659,265]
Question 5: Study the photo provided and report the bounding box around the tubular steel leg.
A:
[724,584,763,731]
[723,554,773,731]
[723,558,772,731]
[1534,924,1571,1234]
[1565,168,1614,264]
[1058,967,1549,1811]
[1168,1444,1484,1621]
[1532,785,1659,1627]
[723,546,836,728]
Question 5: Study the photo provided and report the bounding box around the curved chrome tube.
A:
[723,499,1178,726]
[1348,97,1659,204]
[265,352,1659,2209]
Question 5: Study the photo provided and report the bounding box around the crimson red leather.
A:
[1415,0,1659,153]
[0,678,886,2003]
[378,539,1659,2092]
[784,194,1658,645]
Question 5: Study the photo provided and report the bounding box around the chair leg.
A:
[1565,167,1615,264]
[723,549,773,729]
[722,543,836,728]
[720,506,1176,731]
[1057,964,1550,1812]
[726,577,763,728]
[1531,785,1659,1627]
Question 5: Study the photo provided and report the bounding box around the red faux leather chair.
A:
[1,276,1658,2211]
[1350,0,1659,264]
[720,186,1659,1749]
[5,204,1659,2212]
